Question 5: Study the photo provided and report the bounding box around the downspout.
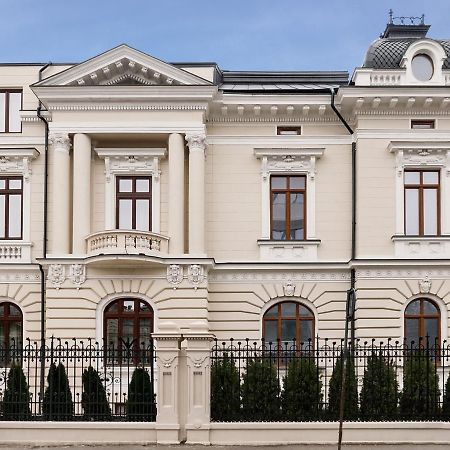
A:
[330,87,357,450]
[37,62,51,408]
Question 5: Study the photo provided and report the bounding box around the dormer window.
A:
[411,54,434,81]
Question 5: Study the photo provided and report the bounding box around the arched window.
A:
[0,302,23,364]
[104,298,154,355]
[263,301,314,346]
[405,298,440,346]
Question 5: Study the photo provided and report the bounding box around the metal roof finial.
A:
[389,9,394,24]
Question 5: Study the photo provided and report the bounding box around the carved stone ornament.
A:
[69,264,86,288]
[47,264,66,289]
[283,281,296,297]
[49,132,71,153]
[188,264,205,289]
[167,264,183,287]
[419,276,432,294]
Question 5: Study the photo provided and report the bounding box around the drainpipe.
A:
[330,87,357,450]
[37,62,51,409]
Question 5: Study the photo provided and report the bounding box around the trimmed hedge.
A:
[82,366,112,421]
[2,364,31,420]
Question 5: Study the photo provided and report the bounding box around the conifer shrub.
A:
[2,364,31,420]
[328,354,358,420]
[399,350,440,419]
[360,352,398,420]
[210,354,241,421]
[281,356,322,421]
[43,362,74,421]
[442,373,450,419]
[82,366,112,421]
[241,357,280,421]
[126,367,156,421]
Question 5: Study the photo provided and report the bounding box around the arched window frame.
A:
[262,300,315,347]
[0,301,23,365]
[404,297,441,346]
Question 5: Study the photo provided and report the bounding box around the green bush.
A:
[328,354,358,420]
[281,356,322,420]
[43,363,74,421]
[241,357,280,421]
[82,366,112,421]
[399,351,440,419]
[2,364,31,420]
[211,355,241,421]
[360,352,398,420]
[126,367,156,421]
[442,373,450,419]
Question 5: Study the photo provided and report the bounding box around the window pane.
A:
[272,193,286,239]
[119,199,132,229]
[290,193,304,239]
[264,320,277,343]
[9,179,21,190]
[9,304,21,316]
[107,301,119,313]
[0,195,5,238]
[405,318,419,344]
[281,320,296,343]
[405,189,419,235]
[0,93,5,133]
[0,321,4,347]
[8,92,21,132]
[123,300,135,312]
[136,179,150,192]
[0,180,5,190]
[271,177,287,190]
[139,318,152,344]
[119,179,132,192]
[139,301,152,313]
[136,199,150,231]
[301,321,313,343]
[265,305,278,317]
[423,172,439,185]
[290,176,305,190]
[0,304,4,316]
[9,321,22,348]
[122,319,134,343]
[423,189,437,235]
[411,54,434,81]
[423,300,438,315]
[8,194,22,238]
[106,318,119,347]
[406,300,420,315]
[424,318,439,344]
[300,305,313,317]
[281,302,296,317]
[404,172,420,184]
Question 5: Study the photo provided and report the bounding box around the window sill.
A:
[391,235,450,258]
[0,241,32,263]
[257,239,320,262]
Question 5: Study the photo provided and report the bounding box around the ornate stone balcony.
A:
[86,230,169,257]
[0,242,32,263]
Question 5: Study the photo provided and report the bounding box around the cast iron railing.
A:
[0,337,156,421]
[211,337,448,422]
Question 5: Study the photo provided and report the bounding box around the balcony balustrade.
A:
[86,230,169,257]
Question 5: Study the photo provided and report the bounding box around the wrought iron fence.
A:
[0,337,156,421]
[211,337,448,422]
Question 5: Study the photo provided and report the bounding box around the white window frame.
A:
[254,147,324,261]
[389,140,450,258]
[95,147,166,233]
[0,148,38,262]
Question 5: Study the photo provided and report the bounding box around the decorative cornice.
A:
[208,115,344,123]
[0,148,39,181]
[49,104,208,111]
[356,268,450,280]
[209,270,351,283]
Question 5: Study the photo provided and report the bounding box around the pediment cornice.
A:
[32,44,212,88]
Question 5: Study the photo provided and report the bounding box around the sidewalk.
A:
[0,445,449,449]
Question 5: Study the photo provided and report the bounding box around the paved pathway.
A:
[0,445,449,449]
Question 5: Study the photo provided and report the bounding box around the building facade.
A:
[1,20,450,354]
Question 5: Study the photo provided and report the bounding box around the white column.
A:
[72,134,91,254]
[49,132,71,255]
[186,134,206,256]
[168,133,185,254]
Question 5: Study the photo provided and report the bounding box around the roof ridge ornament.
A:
[388,9,425,26]
[381,10,429,39]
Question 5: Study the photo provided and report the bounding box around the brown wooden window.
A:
[0,177,23,240]
[404,170,440,236]
[277,126,302,135]
[116,176,152,231]
[0,302,23,364]
[271,175,306,240]
[104,298,154,362]
[263,301,314,346]
[411,119,435,129]
[0,90,22,133]
[405,298,440,346]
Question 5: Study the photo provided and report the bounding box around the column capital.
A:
[49,132,71,153]
[185,133,207,154]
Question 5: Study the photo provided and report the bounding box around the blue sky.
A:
[1,0,449,72]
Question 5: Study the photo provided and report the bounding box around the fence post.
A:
[153,322,183,444]
[183,320,215,445]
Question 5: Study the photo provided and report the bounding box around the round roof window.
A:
[411,54,434,81]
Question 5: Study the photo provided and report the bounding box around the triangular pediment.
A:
[33,44,212,87]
